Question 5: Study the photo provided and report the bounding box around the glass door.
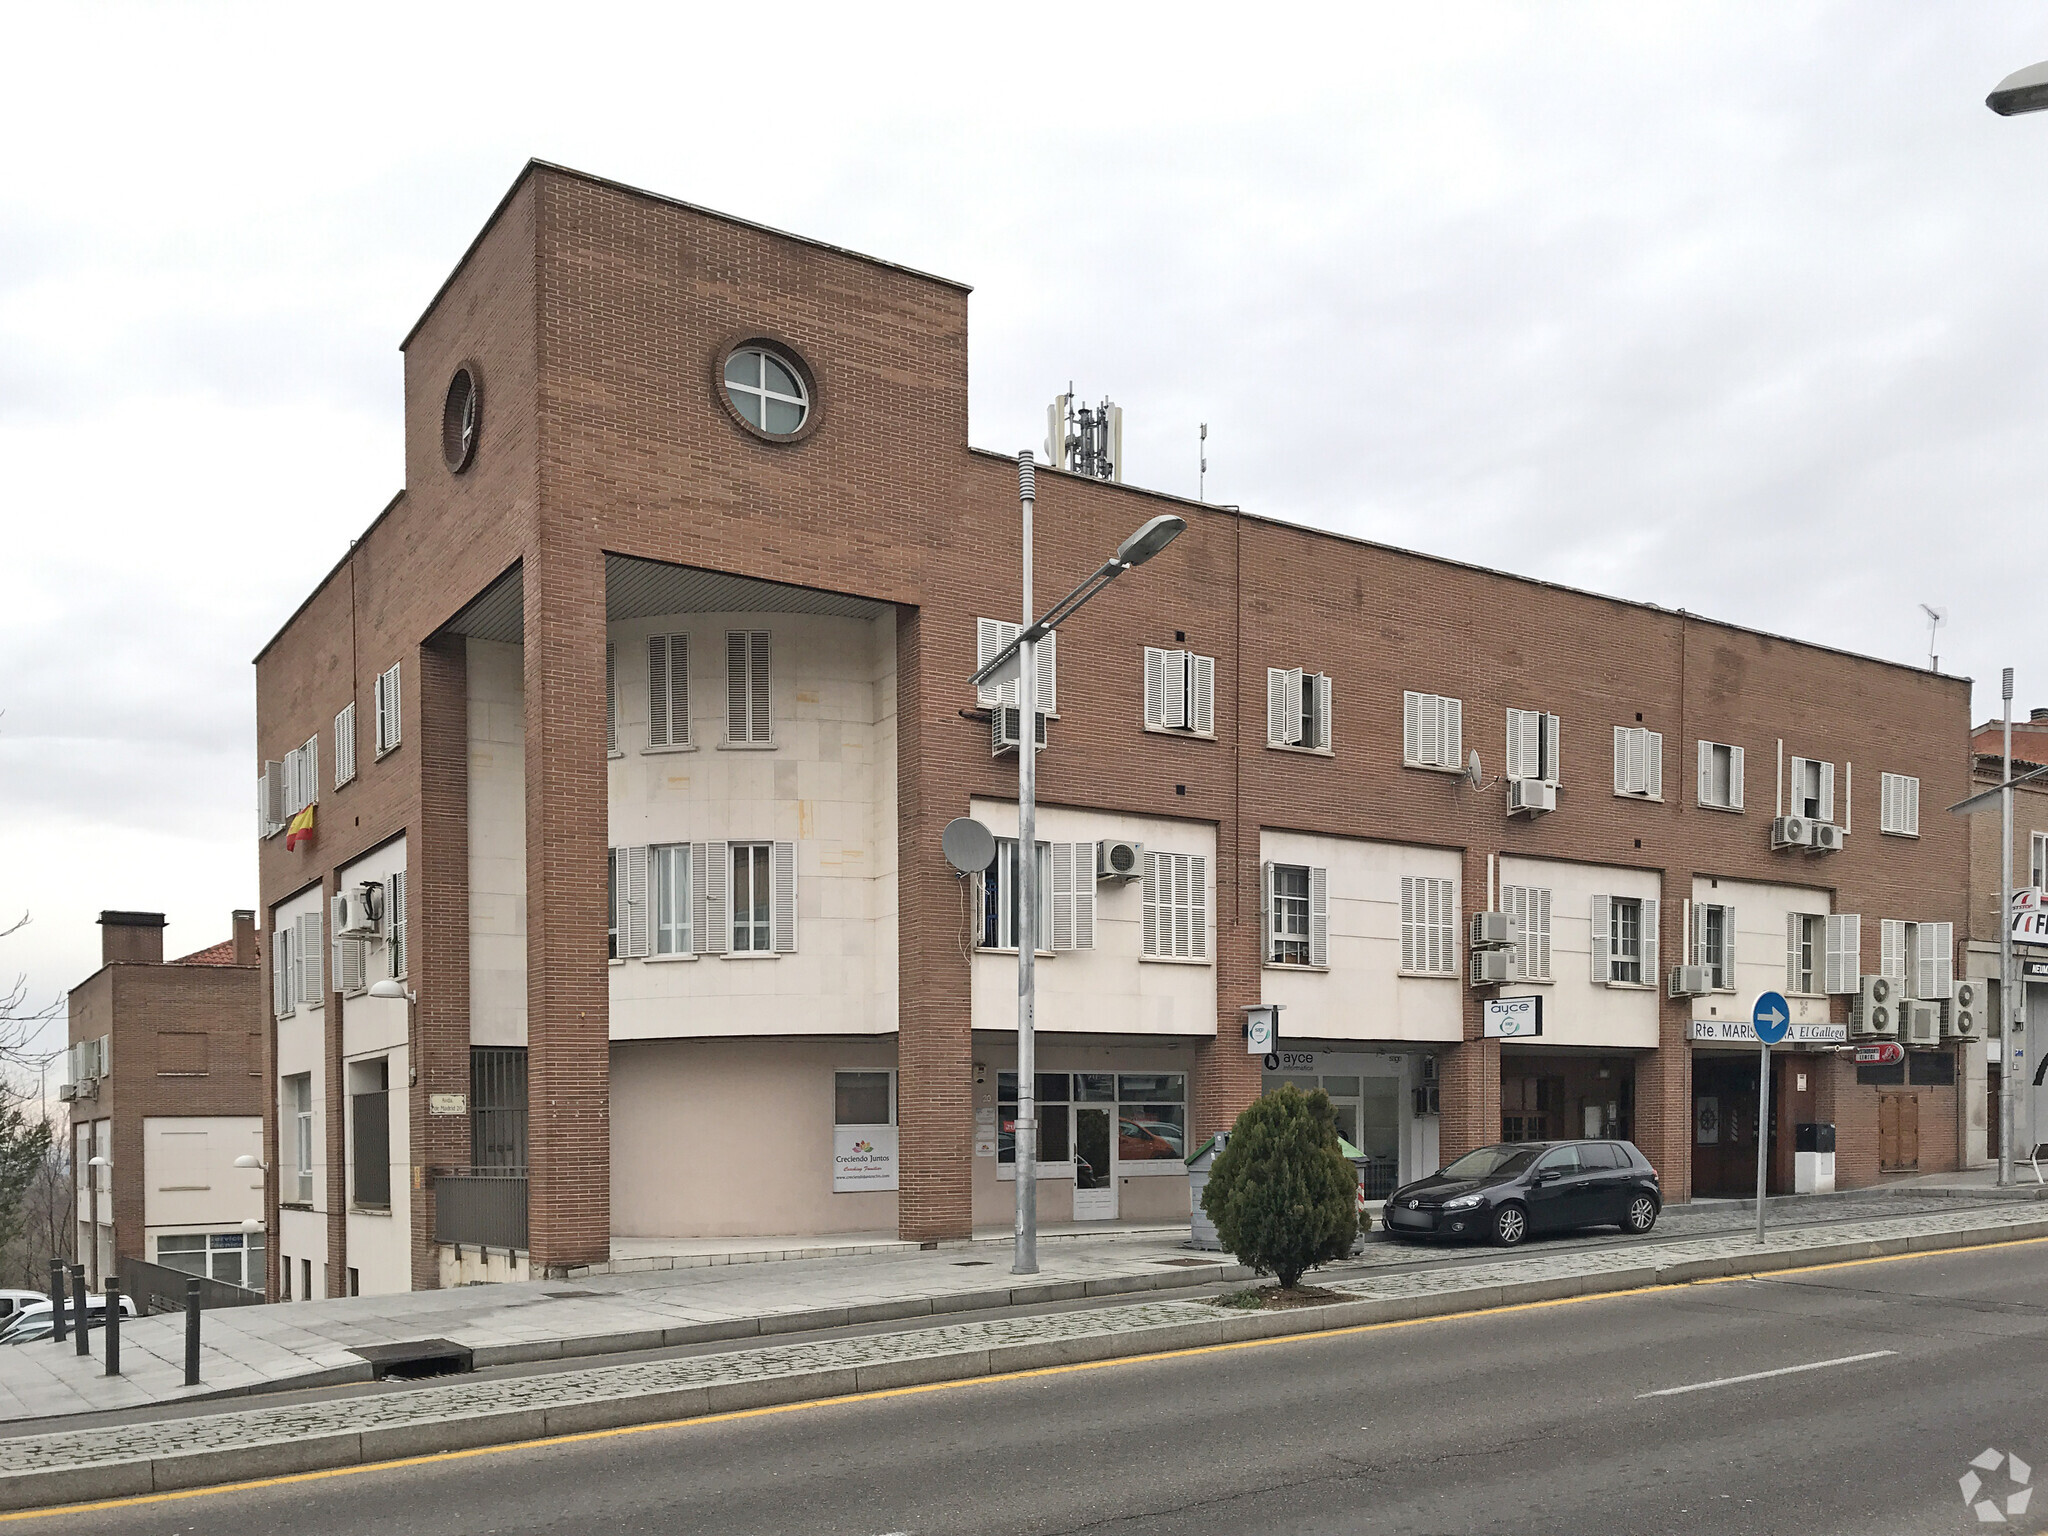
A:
[1072,1106,1117,1220]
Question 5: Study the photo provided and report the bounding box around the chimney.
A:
[98,910,166,966]
[2031,708,2048,724]
[232,909,258,967]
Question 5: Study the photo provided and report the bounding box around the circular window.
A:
[723,346,809,436]
[442,367,481,473]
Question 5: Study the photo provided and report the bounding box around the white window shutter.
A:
[772,840,797,953]
[624,846,652,958]
[1688,900,1702,966]
[1824,913,1859,995]
[1904,776,1918,835]
[1506,710,1527,780]
[1697,740,1713,807]
[1880,919,1905,982]
[727,633,749,741]
[1400,876,1417,972]
[1928,921,1952,998]
[1161,648,1188,729]
[646,636,668,747]
[1050,842,1076,951]
[1190,854,1207,960]
[1143,648,1166,729]
[1641,898,1659,984]
[688,843,710,954]
[1535,887,1552,980]
[703,841,731,953]
[1315,673,1335,751]
[335,704,356,787]
[1818,761,1835,823]
[1729,746,1744,811]
[1035,629,1056,717]
[607,643,619,753]
[298,910,324,1004]
[1590,894,1611,984]
[1543,713,1561,784]
[1436,696,1457,770]
[750,631,773,741]
[1647,732,1662,797]
[1719,905,1736,982]
[1141,853,1160,956]
[389,869,407,978]
[1613,729,1630,795]
[1191,655,1215,735]
[273,928,292,1017]
[1786,911,1802,994]
[1268,670,1289,746]
[1261,860,1276,961]
[305,737,319,804]
[978,620,1017,710]
[1309,865,1329,968]
[1073,843,1094,950]
[671,635,690,744]
[1404,692,1425,764]
[1281,668,1305,747]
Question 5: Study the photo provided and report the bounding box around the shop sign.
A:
[2013,888,2048,949]
[2024,960,2048,980]
[1482,996,1542,1038]
[1689,1018,1847,1045]
[832,1125,899,1191]
[428,1093,467,1117]
[1269,1051,1321,1072]
[1855,1042,1905,1065]
[973,1107,997,1158]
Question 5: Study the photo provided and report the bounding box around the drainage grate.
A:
[951,1260,993,1267]
[1154,1257,1223,1267]
[348,1338,475,1382]
[543,1290,603,1300]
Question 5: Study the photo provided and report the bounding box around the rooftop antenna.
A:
[1199,423,1208,501]
[1047,383,1123,482]
[1920,603,1946,673]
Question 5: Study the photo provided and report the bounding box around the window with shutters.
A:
[1400,876,1457,976]
[1888,918,1954,999]
[976,619,1058,729]
[979,839,1091,953]
[1693,902,1736,990]
[1786,912,1822,994]
[1879,772,1919,837]
[1608,897,1647,984]
[607,850,620,961]
[388,870,408,979]
[647,634,691,749]
[272,924,295,1018]
[1612,727,1663,799]
[1787,755,1834,822]
[1696,741,1742,811]
[731,843,773,952]
[259,760,286,838]
[2034,834,2048,891]
[725,632,773,745]
[1141,851,1208,961]
[1143,648,1216,736]
[653,844,692,956]
[296,910,324,1008]
[375,664,401,756]
[1504,710,1560,784]
[1268,669,1333,752]
[283,737,319,816]
[1822,913,1861,995]
[1501,884,1552,981]
[334,705,357,788]
[1402,691,1461,770]
[1268,864,1313,966]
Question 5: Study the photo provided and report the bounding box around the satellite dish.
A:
[942,817,997,875]
[1467,750,1483,791]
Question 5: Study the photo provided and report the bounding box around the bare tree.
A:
[0,912,63,1070]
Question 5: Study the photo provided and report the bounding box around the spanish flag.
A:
[284,804,316,852]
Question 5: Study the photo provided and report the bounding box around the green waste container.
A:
[1185,1132,1228,1250]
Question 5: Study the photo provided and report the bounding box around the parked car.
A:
[0,1292,136,1345]
[1382,1140,1661,1247]
[0,1288,47,1322]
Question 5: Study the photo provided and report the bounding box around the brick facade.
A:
[256,162,1974,1284]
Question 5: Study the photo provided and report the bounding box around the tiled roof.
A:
[172,939,238,966]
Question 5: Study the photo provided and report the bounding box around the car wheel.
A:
[1490,1203,1528,1247]
[1625,1193,1659,1234]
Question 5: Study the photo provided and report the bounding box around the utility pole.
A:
[1013,453,1040,1275]
[2002,668,2017,1186]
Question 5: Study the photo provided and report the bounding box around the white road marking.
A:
[1636,1349,1897,1398]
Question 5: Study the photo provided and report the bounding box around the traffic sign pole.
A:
[1750,991,1791,1244]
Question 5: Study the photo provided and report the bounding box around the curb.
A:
[7,1216,2044,1513]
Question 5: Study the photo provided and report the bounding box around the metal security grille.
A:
[471,1048,529,1172]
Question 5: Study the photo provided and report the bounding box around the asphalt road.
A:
[28,1239,2048,1536]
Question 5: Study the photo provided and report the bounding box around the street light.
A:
[233,1154,267,1170]
[368,977,416,1004]
[970,454,1185,1275]
[1988,61,2048,116]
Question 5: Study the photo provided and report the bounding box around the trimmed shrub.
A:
[1200,1085,1358,1289]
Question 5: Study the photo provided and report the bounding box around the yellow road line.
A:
[11,1227,2040,1524]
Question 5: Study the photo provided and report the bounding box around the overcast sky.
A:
[4,3,2047,1045]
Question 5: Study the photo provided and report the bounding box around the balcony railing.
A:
[433,1169,529,1252]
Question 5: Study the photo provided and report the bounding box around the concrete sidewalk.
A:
[0,1200,2042,1514]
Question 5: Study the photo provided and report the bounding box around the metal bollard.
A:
[70,1266,88,1358]
[49,1258,66,1344]
[184,1279,201,1386]
[103,1278,120,1376]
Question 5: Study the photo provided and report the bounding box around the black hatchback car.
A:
[1382,1140,1660,1247]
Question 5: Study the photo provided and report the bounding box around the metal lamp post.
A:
[972,452,1184,1275]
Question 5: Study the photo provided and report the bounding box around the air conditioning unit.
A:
[1942,999,1979,1040]
[1850,974,1895,1037]
[1956,980,1979,1011]
[1469,912,1515,950]
[1668,964,1710,998]
[1899,1000,1939,1047]
[991,708,1049,757]
[334,881,383,938]
[1412,1085,1441,1117]
[56,1083,77,1103]
[1807,822,1844,853]
[1771,815,1811,850]
[1508,778,1556,816]
[1096,839,1143,882]
[1469,949,1517,986]
[1420,1054,1438,1083]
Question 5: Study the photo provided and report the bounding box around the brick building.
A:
[254,161,1976,1295]
[64,910,265,1290]
[1965,709,2048,1164]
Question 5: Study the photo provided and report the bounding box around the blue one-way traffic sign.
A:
[1752,991,1791,1046]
